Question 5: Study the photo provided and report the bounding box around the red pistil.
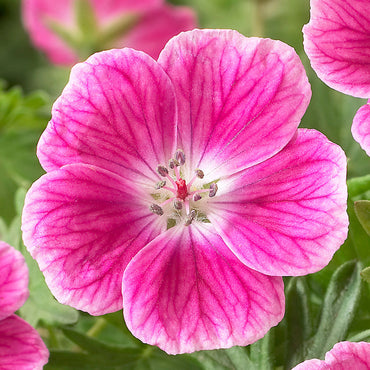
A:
[176,178,188,200]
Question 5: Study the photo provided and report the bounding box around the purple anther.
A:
[169,158,179,169]
[195,169,204,179]
[209,183,218,197]
[155,180,166,189]
[174,199,183,210]
[175,149,186,166]
[150,204,164,216]
[193,193,202,202]
[184,209,197,226]
[157,165,169,177]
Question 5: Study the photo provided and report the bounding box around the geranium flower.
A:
[0,241,48,369]
[293,341,370,369]
[22,0,197,65]
[22,29,348,354]
[303,0,370,155]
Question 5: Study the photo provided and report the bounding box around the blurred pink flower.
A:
[0,241,48,369]
[22,0,197,65]
[293,341,370,369]
[303,0,370,156]
[22,29,348,354]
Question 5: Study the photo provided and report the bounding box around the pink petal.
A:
[158,29,311,178]
[122,4,197,60]
[352,101,370,156]
[38,48,177,185]
[209,129,348,276]
[303,0,370,98]
[22,164,165,315]
[293,341,370,369]
[293,359,328,369]
[122,223,284,354]
[22,0,196,65]
[22,0,79,65]
[90,0,162,17]
[0,314,48,370]
[0,242,29,321]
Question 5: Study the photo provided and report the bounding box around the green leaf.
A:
[360,266,370,284]
[0,84,48,222]
[348,329,370,342]
[194,346,255,370]
[249,331,273,370]
[354,200,370,236]
[284,277,312,368]
[306,261,362,360]
[348,175,370,198]
[50,328,204,370]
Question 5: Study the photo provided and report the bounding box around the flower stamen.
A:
[151,150,219,227]
[150,203,164,216]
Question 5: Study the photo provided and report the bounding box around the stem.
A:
[87,317,108,338]
[251,0,265,37]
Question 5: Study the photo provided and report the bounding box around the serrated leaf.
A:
[306,261,362,360]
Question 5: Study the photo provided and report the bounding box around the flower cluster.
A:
[0,241,48,369]
[22,29,348,354]
[303,0,370,156]
[22,0,197,65]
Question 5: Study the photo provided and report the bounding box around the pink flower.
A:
[22,29,348,354]
[293,341,370,369]
[22,0,197,65]
[0,241,48,369]
[303,0,370,156]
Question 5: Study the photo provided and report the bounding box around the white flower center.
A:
[149,149,218,227]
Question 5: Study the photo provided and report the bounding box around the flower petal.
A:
[0,314,49,370]
[122,222,284,354]
[325,342,370,369]
[293,341,370,369]
[209,129,348,276]
[0,242,29,321]
[122,4,197,60]
[22,0,163,65]
[38,48,177,184]
[352,101,370,156]
[91,0,162,16]
[303,0,370,98]
[158,29,311,178]
[22,0,78,65]
[22,164,164,315]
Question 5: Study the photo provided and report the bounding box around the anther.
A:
[174,199,183,210]
[157,165,168,177]
[185,210,197,226]
[175,149,186,166]
[169,158,179,169]
[195,169,204,179]
[150,204,164,216]
[193,193,202,202]
[155,180,166,189]
[209,183,218,197]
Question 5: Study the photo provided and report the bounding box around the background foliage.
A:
[0,0,369,368]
